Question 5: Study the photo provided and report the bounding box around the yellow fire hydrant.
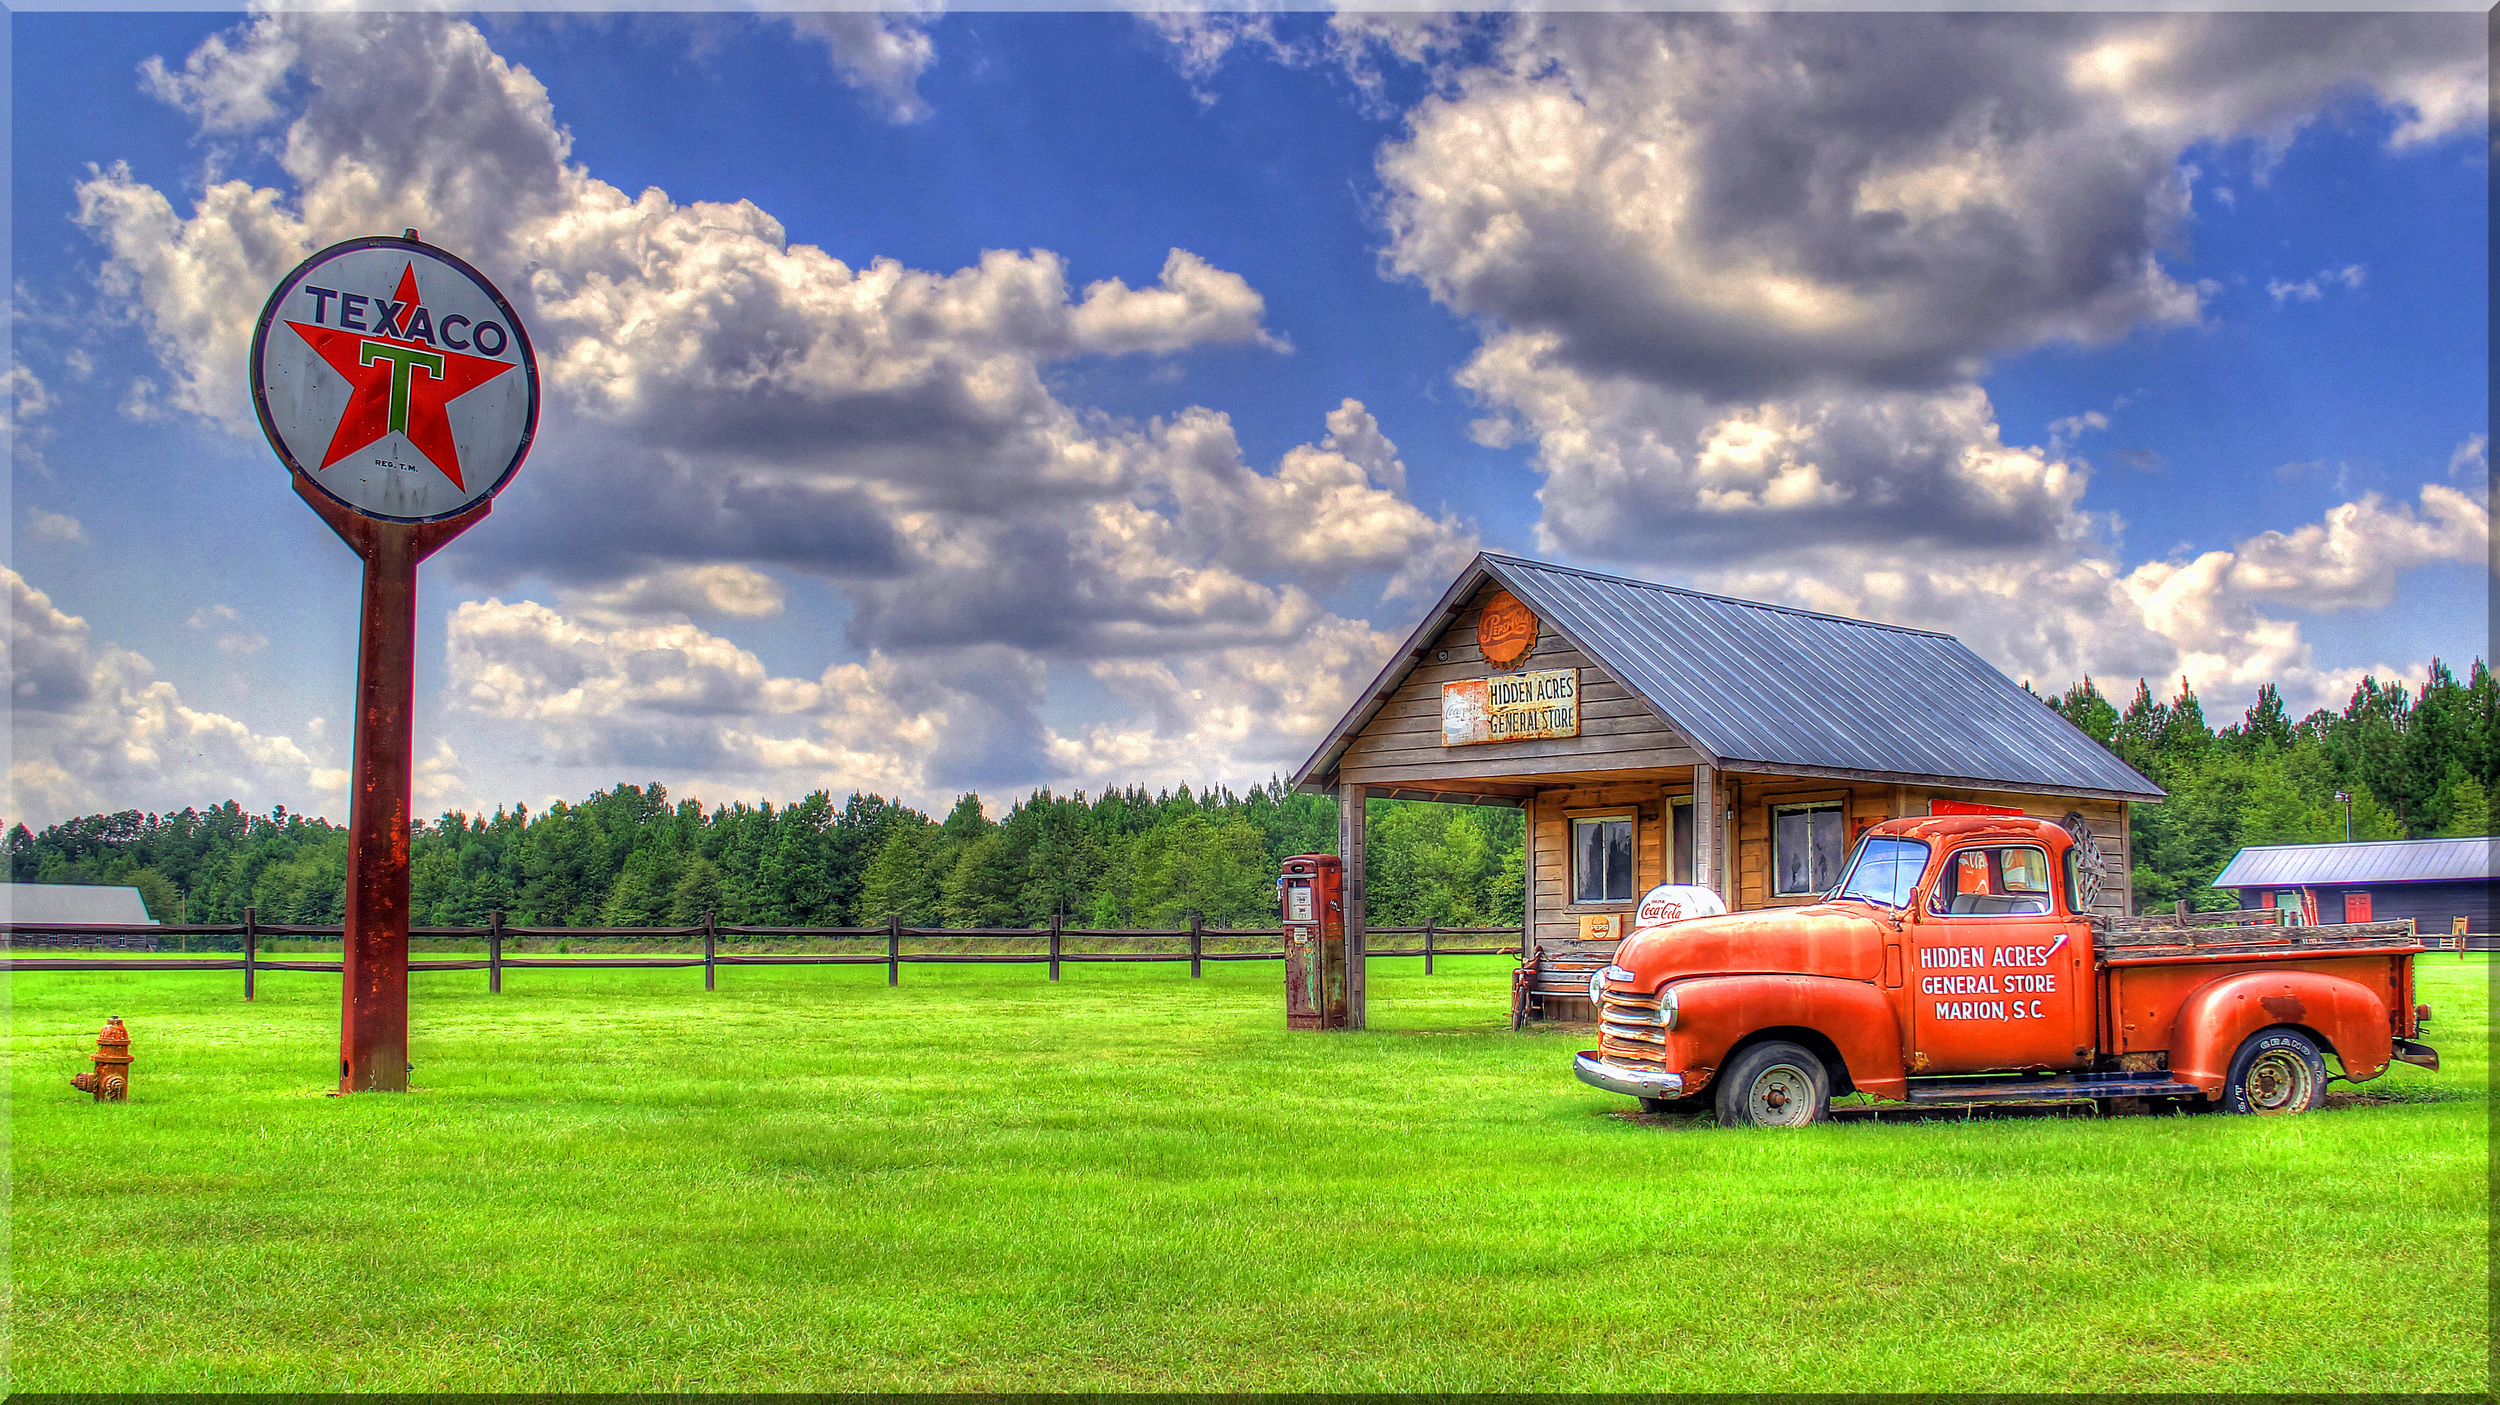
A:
[70,1017,132,1102]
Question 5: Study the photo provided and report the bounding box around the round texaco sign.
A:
[251,235,538,524]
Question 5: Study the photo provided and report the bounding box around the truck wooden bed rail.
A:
[2095,915,2422,961]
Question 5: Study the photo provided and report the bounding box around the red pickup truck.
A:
[1575,814,2439,1127]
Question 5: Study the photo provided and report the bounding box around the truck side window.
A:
[1929,844,2055,918]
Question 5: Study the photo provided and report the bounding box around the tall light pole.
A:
[2334,789,2352,842]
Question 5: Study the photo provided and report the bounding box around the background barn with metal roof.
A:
[2216,837,2496,936]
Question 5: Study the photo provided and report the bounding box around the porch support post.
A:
[1694,764,1722,903]
[1339,781,1368,1030]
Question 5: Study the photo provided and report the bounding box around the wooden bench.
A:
[1511,940,1618,1028]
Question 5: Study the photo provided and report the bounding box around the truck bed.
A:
[2091,910,2421,964]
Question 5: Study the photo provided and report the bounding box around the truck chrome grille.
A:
[1598,981,1667,1067]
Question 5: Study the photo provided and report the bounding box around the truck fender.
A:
[2169,971,2395,1096]
[1668,974,1907,1101]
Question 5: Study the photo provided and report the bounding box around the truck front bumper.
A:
[1575,1051,1686,1100]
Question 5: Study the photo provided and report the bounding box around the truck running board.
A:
[1905,1071,2205,1104]
[2391,1038,2438,1072]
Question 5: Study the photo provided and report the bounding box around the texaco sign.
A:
[251,235,538,523]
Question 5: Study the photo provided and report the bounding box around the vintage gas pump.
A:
[1279,854,1348,1030]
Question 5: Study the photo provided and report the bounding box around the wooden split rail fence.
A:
[0,912,1528,1000]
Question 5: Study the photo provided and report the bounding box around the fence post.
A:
[2174,900,2189,925]
[1190,912,1203,979]
[1425,916,1436,976]
[888,912,901,987]
[243,906,257,1001]
[488,910,503,994]
[1049,910,1062,983]
[704,910,717,992]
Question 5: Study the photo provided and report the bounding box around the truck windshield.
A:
[1831,838,1930,908]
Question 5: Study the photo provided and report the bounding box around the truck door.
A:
[1910,840,2091,1073]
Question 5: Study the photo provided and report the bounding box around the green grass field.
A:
[6,952,2488,1391]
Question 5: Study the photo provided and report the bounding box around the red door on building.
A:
[2341,890,2372,923]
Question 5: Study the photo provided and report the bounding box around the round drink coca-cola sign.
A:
[251,233,538,523]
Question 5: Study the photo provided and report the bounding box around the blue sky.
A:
[7,7,2488,829]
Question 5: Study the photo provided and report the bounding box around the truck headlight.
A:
[1662,983,1680,1031]
[1588,967,1610,1005]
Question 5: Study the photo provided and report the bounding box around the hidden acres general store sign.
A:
[1440,590,1580,746]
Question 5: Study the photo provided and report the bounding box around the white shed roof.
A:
[0,883,160,926]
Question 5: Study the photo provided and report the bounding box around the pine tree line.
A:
[11,659,2487,925]
[5,779,1524,931]
[2036,657,2498,909]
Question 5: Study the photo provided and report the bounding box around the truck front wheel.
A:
[2224,1028,2326,1115]
[1715,1041,1831,1128]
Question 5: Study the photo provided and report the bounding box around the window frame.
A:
[1566,809,1639,908]
[1769,799,1850,898]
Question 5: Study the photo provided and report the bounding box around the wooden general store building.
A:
[1293,553,2165,1026]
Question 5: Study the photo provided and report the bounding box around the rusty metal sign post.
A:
[251,231,539,1092]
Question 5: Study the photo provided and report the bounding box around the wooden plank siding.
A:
[1898,785,2133,921]
[1524,775,2138,1020]
[1715,775,2129,918]
[1335,581,1700,790]
[1528,778,1679,959]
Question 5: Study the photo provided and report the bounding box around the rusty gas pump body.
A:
[70,1017,132,1101]
[1280,854,1348,1030]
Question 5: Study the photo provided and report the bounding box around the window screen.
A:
[1773,803,1847,896]
[1573,817,1635,903]
[1670,800,1694,886]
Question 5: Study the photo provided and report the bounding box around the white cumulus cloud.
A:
[69,8,1477,801]
[5,569,346,828]
[1360,11,2483,702]
[25,510,86,546]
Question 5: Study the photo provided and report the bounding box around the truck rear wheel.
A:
[1715,1041,1830,1128]
[2224,1028,2326,1115]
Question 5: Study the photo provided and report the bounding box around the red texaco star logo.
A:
[285,263,517,491]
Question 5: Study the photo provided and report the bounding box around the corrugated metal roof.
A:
[1295,552,2163,802]
[2215,837,2499,888]
[0,883,159,926]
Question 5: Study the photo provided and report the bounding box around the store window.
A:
[1572,815,1635,903]
[1773,802,1848,897]
[1670,798,1694,885]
